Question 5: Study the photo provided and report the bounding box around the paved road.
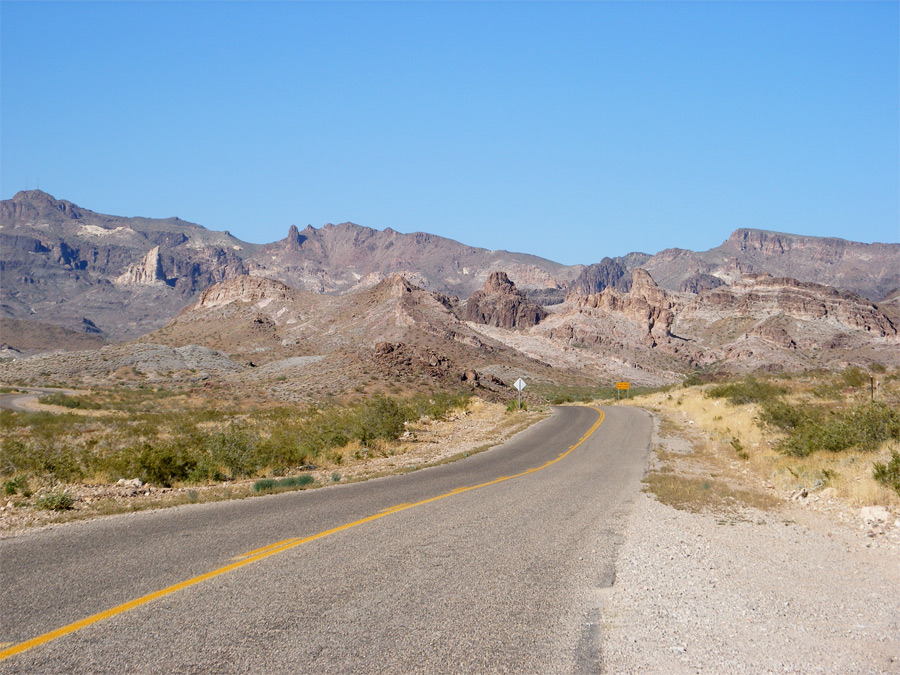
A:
[0,388,81,413]
[0,405,651,673]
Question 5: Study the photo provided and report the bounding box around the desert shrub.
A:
[278,474,315,488]
[873,451,900,497]
[138,444,197,487]
[205,425,259,478]
[682,373,704,388]
[706,377,786,405]
[37,393,102,410]
[3,476,29,496]
[779,402,900,457]
[407,391,470,420]
[351,395,406,446]
[253,474,315,493]
[841,366,869,388]
[253,478,276,492]
[35,491,74,511]
[759,400,819,431]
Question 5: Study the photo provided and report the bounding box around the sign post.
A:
[616,381,630,401]
[513,378,526,410]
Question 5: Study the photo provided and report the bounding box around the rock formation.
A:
[567,258,632,296]
[116,246,168,286]
[465,271,548,329]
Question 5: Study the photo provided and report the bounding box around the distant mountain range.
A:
[2,190,897,345]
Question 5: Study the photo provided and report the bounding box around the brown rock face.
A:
[570,268,679,346]
[689,274,897,337]
[568,258,631,296]
[115,246,168,286]
[465,271,548,329]
[680,273,725,294]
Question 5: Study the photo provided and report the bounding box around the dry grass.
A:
[626,378,900,510]
[643,473,781,515]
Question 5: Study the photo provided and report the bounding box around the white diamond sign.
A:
[513,378,526,392]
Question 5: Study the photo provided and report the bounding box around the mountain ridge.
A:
[1,190,897,345]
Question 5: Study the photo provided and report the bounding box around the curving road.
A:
[0,388,82,413]
[0,405,651,673]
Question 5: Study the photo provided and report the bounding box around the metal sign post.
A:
[514,378,526,410]
[616,382,630,402]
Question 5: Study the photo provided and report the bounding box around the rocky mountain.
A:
[0,191,576,341]
[567,258,632,296]
[495,270,899,381]
[2,190,897,368]
[633,229,899,302]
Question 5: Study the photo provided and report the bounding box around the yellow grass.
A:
[624,385,900,510]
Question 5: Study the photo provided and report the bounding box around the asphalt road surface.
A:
[0,388,82,413]
[0,405,651,674]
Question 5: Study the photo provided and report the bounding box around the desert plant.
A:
[873,451,900,497]
[35,491,75,511]
[138,444,197,487]
[706,377,786,406]
[779,402,900,457]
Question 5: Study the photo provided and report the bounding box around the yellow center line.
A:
[1,407,605,662]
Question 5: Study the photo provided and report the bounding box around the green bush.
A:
[759,400,819,431]
[873,451,900,497]
[3,476,28,496]
[138,444,197,487]
[35,491,74,510]
[253,474,315,493]
[682,373,704,388]
[352,395,406,446]
[706,377,786,406]
[779,402,900,457]
[841,366,869,388]
[37,393,102,410]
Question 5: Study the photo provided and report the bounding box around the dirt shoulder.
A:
[600,400,899,673]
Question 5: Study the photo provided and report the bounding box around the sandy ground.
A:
[600,410,900,674]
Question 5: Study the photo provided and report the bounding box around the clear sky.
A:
[2,1,897,265]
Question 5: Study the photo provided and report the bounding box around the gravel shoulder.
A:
[600,411,900,674]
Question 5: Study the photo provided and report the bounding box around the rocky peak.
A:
[483,270,517,293]
[465,271,547,330]
[1,189,84,223]
[567,257,631,297]
[630,268,658,290]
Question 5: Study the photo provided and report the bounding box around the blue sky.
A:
[2,2,897,265]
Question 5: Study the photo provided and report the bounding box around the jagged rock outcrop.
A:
[567,258,631,297]
[568,269,678,346]
[465,271,548,329]
[683,274,897,337]
[680,273,726,294]
[194,275,296,309]
[116,246,168,286]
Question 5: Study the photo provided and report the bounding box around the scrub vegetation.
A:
[634,365,900,510]
[1,387,471,489]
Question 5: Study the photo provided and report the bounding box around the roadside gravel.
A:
[600,417,900,674]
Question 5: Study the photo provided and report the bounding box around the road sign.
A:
[513,378,526,410]
[616,382,630,390]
